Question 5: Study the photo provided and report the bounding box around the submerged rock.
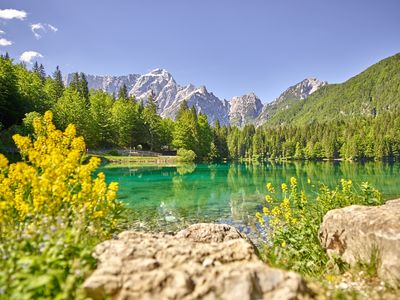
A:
[84,223,312,300]
[319,199,400,285]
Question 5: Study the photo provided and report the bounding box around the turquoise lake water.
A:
[101,162,400,234]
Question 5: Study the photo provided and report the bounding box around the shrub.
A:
[106,149,120,156]
[256,178,383,277]
[0,111,123,299]
[176,148,196,162]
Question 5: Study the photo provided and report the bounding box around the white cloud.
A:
[0,9,27,20]
[19,51,43,64]
[0,30,4,35]
[31,23,58,39]
[48,24,58,32]
[0,38,12,46]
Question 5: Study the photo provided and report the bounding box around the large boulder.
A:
[319,199,400,284]
[84,223,312,300]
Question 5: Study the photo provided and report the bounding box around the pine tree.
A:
[32,61,40,74]
[79,72,89,104]
[294,142,303,160]
[142,93,162,150]
[52,66,64,100]
[38,64,46,82]
[196,112,213,159]
[117,83,128,100]
[69,72,80,91]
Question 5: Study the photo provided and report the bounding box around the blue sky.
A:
[1,0,399,102]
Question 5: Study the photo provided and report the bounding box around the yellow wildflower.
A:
[265,195,273,203]
[266,182,275,193]
[262,207,270,215]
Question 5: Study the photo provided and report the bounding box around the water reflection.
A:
[101,161,400,233]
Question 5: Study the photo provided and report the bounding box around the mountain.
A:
[255,78,327,126]
[229,92,263,127]
[162,85,230,125]
[65,69,260,126]
[65,68,327,127]
[65,73,140,95]
[264,53,400,126]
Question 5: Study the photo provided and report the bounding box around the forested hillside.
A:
[1,52,400,162]
[0,55,215,161]
[266,53,400,126]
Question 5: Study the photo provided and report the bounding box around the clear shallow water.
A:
[100,162,400,234]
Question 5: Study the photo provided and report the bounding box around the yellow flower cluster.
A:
[0,111,120,226]
[341,179,353,193]
[256,177,303,238]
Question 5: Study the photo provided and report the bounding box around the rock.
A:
[319,199,400,284]
[84,224,312,300]
[175,223,248,243]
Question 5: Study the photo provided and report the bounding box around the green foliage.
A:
[177,148,196,162]
[256,178,384,277]
[142,94,163,150]
[0,113,124,299]
[88,90,113,147]
[117,83,128,100]
[22,112,42,135]
[225,112,400,161]
[173,103,198,151]
[110,98,138,147]
[266,53,400,126]
[0,56,23,127]
[52,88,90,137]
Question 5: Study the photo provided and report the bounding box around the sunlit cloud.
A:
[19,51,43,64]
[31,23,58,39]
[0,9,27,20]
[0,38,12,46]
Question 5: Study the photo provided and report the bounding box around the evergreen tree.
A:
[69,72,80,91]
[52,66,64,100]
[142,93,162,150]
[79,72,90,104]
[38,64,46,82]
[196,112,213,159]
[117,83,128,100]
[32,61,40,75]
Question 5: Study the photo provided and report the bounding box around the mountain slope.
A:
[65,73,140,95]
[255,78,327,126]
[265,53,400,126]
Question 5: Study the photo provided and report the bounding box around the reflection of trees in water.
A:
[176,163,196,175]
[119,161,400,232]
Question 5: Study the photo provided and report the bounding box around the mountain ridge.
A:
[65,70,325,127]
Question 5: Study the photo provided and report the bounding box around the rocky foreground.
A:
[84,201,400,300]
[84,223,313,300]
[319,199,400,285]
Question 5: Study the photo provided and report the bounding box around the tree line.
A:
[1,54,400,162]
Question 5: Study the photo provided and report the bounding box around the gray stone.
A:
[319,199,400,285]
[84,224,312,299]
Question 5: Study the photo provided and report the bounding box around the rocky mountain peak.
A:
[255,77,327,126]
[229,92,263,127]
[278,77,327,101]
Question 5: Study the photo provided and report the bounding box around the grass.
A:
[89,155,178,168]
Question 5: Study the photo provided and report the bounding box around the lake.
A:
[101,161,400,235]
